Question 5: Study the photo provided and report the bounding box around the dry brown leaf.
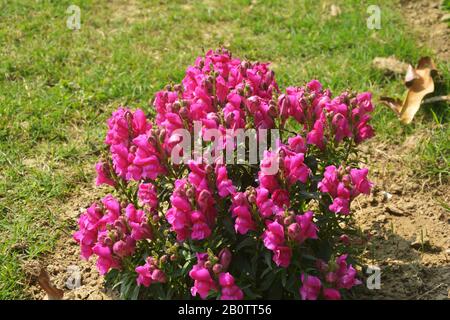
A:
[404,64,419,87]
[380,57,438,124]
[400,57,437,124]
[380,97,403,116]
[37,268,64,300]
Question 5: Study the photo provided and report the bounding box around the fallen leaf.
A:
[404,64,419,87]
[37,268,64,300]
[400,57,437,124]
[380,97,403,116]
[380,57,438,124]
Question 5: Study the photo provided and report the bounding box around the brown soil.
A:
[25,188,115,300]
[355,137,450,300]
[354,0,450,300]
[401,0,450,61]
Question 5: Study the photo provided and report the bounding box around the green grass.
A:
[0,0,448,299]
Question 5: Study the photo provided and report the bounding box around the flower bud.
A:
[151,269,166,283]
[339,234,350,245]
[205,164,213,175]
[205,261,212,269]
[218,248,232,271]
[170,254,177,261]
[325,271,338,284]
[287,222,300,240]
[316,260,328,273]
[160,255,168,263]
[212,263,223,274]
[179,107,189,119]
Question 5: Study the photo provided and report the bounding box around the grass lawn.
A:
[0,0,448,299]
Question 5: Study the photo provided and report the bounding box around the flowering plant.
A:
[74,49,374,300]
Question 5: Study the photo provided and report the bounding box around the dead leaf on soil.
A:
[37,268,64,300]
[380,57,438,124]
[380,97,403,116]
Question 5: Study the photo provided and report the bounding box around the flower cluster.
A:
[189,251,243,300]
[300,254,362,300]
[136,257,167,287]
[75,49,375,300]
[73,195,153,274]
[104,108,165,181]
[262,211,318,268]
[318,165,373,214]
[278,81,374,150]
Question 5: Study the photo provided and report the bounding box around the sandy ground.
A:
[356,137,450,300]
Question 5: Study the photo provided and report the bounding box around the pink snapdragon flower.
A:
[287,211,318,244]
[104,108,165,181]
[219,272,244,300]
[230,192,256,234]
[73,195,152,275]
[95,161,115,186]
[136,257,166,287]
[215,165,236,198]
[125,204,152,241]
[262,220,292,267]
[138,182,158,210]
[300,274,322,300]
[189,254,218,299]
[319,165,373,215]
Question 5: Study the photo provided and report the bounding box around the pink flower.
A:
[350,168,372,195]
[215,165,236,198]
[329,197,350,215]
[307,119,325,150]
[138,183,158,209]
[125,204,152,241]
[288,135,307,154]
[318,165,339,197]
[112,238,136,258]
[288,211,318,243]
[284,153,310,184]
[95,161,115,186]
[219,272,244,300]
[132,133,165,180]
[230,192,256,234]
[136,257,166,287]
[92,243,120,275]
[256,187,281,218]
[300,274,322,300]
[190,210,212,240]
[189,265,217,299]
[323,288,341,300]
[332,113,352,142]
[262,220,285,251]
[272,246,292,268]
[271,189,290,209]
